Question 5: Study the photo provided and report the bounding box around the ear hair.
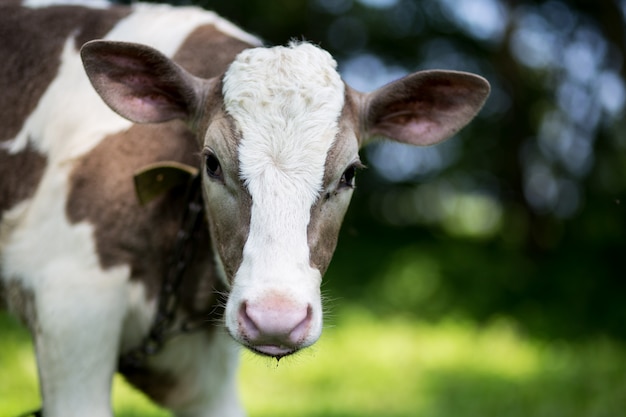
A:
[81,40,210,124]
[358,70,490,146]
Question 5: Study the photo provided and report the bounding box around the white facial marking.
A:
[222,42,345,348]
[224,42,345,268]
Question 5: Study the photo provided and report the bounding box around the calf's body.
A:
[0,1,490,416]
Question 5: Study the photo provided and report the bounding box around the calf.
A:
[0,1,490,416]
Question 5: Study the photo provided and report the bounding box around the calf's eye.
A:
[205,151,223,181]
[340,165,356,188]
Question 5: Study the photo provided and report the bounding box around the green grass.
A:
[2,308,626,417]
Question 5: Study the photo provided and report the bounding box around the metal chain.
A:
[119,174,205,372]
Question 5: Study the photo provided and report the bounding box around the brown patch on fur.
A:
[121,365,179,406]
[2,279,38,333]
[66,122,216,309]
[66,123,226,409]
[173,24,255,137]
[307,150,352,275]
[343,85,367,145]
[173,24,255,79]
[307,103,359,274]
[200,114,252,284]
[307,199,345,275]
[0,3,130,142]
[0,144,47,220]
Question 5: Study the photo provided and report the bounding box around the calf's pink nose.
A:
[238,299,312,357]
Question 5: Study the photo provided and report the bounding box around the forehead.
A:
[222,42,345,120]
[221,43,346,195]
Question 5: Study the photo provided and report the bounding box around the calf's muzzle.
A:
[237,296,314,358]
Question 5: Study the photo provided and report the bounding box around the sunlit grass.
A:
[239,309,547,417]
[1,308,625,417]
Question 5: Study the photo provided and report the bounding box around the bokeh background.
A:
[2,0,626,416]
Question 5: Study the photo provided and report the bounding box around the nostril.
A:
[234,299,318,357]
[239,299,313,345]
[287,304,312,344]
[238,302,261,340]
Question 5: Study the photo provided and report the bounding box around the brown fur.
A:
[172,24,254,79]
[1,279,38,333]
[0,144,47,221]
[200,113,252,284]
[66,122,199,296]
[308,105,359,274]
[65,119,215,404]
[120,365,179,407]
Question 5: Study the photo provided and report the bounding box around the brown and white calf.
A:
[0,1,490,416]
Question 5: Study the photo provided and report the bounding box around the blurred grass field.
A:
[2,307,625,417]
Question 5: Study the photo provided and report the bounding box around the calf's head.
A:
[81,40,489,358]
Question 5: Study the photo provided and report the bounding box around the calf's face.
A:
[207,44,357,357]
[81,40,489,358]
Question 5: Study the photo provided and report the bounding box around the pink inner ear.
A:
[373,114,454,147]
[121,73,155,90]
[82,40,199,124]
[362,70,490,146]
[122,94,185,124]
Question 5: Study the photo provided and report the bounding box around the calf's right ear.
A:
[80,40,209,124]
[357,70,491,147]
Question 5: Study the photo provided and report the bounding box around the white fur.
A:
[222,43,345,346]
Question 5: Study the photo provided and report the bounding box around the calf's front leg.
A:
[121,329,244,417]
[32,261,129,417]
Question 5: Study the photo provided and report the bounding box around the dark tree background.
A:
[124,0,626,340]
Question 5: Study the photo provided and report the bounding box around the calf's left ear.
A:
[357,70,490,146]
[81,40,209,124]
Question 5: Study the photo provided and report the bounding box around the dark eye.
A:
[204,150,223,180]
[340,165,356,188]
